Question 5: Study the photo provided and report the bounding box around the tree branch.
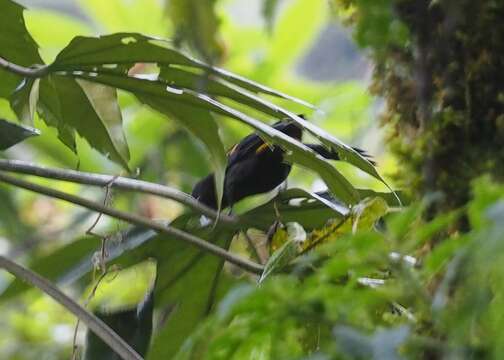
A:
[0,159,237,225]
[0,56,49,78]
[0,255,143,360]
[0,171,264,275]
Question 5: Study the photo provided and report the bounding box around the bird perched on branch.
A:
[192,118,373,210]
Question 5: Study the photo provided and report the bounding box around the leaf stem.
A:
[0,159,238,225]
[0,171,264,274]
[0,256,143,360]
[0,56,49,78]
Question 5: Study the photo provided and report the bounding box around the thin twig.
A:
[0,56,50,78]
[0,159,238,225]
[0,172,264,275]
[71,177,119,360]
[0,256,142,360]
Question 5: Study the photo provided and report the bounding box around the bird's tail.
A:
[304,143,376,166]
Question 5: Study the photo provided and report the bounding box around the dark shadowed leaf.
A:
[0,118,39,150]
[37,76,77,152]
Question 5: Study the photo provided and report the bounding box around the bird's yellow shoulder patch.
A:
[255,142,272,154]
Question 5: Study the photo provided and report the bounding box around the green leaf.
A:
[0,0,43,98]
[36,75,77,152]
[260,229,301,282]
[146,226,235,358]
[351,196,389,233]
[0,118,39,150]
[50,32,313,108]
[39,75,130,169]
[10,78,40,124]
[158,66,279,118]
[302,196,388,251]
[76,78,130,166]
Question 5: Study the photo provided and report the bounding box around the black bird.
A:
[192,119,372,210]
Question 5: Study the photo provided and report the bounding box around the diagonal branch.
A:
[0,159,237,225]
[0,255,143,360]
[0,171,264,275]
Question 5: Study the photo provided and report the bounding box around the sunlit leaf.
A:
[302,196,388,251]
[260,239,298,282]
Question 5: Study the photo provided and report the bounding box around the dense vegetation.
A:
[0,1,503,359]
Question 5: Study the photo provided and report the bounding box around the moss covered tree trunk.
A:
[340,0,504,216]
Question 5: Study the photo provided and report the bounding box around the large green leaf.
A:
[50,32,313,107]
[0,118,39,150]
[158,66,279,118]
[0,0,43,98]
